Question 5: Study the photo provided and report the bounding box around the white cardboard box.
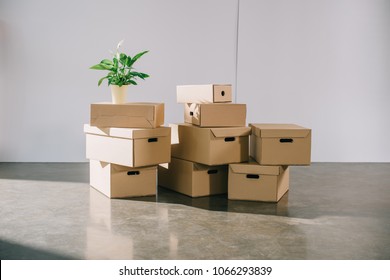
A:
[84,124,171,167]
[90,159,157,198]
[176,84,232,103]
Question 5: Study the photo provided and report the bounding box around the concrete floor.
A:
[0,162,389,260]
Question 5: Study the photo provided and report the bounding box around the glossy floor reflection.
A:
[0,163,389,259]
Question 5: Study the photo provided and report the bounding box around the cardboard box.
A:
[158,157,228,197]
[90,102,164,128]
[89,159,157,198]
[171,123,251,165]
[228,162,289,202]
[176,84,232,103]
[250,123,311,165]
[84,124,171,167]
[184,103,246,127]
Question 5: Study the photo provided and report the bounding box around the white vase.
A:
[110,85,128,104]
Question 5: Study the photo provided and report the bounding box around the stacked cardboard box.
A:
[84,102,171,198]
[228,124,311,202]
[159,84,251,197]
[158,84,312,202]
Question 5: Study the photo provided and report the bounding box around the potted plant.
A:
[90,40,150,104]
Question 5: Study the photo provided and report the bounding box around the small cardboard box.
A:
[158,157,228,197]
[184,103,246,127]
[84,124,171,167]
[176,84,232,103]
[90,159,156,198]
[228,162,289,202]
[90,102,164,128]
[250,123,311,165]
[171,123,251,165]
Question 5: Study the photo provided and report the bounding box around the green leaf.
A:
[101,59,113,65]
[128,80,137,85]
[119,53,127,64]
[98,76,107,86]
[90,64,106,70]
[127,50,148,67]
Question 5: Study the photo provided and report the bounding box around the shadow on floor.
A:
[0,163,89,183]
[124,186,290,216]
[0,239,76,260]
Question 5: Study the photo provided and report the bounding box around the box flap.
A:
[229,163,282,175]
[210,126,251,138]
[250,123,310,138]
[84,124,170,139]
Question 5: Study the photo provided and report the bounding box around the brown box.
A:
[184,103,246,127]
[158,157,228,197]
[90,102,164,128]
[171,123,251,165]
[250,123,311,165]
[90,159,156,198]
[228,162,289,202]
[84,124,171,167]
[176,84,232,103]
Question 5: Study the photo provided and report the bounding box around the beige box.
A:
[228,162,289,202]
[171,123,251,165]
[84,124,171,167]
[90,102,164,128]
[90,159,156,198]
[158,157,228,197]
[176,84,232,103]
[250,123,311,165]
[184,103,246,127]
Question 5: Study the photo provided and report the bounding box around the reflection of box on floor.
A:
[158,157,228,197]
[84,124,171,167]
[228,161,289,202]
[90,159,157,198]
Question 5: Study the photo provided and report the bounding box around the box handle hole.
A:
[280,138,293,143]
[148,138,158,143]
[127,171,140,176]
[190,111,194,116]
[246,174,259,179]
[221,90,225,96]
[224,137,235,142]
[207,169,218,174]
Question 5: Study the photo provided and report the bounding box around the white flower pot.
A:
[110,85,128,104]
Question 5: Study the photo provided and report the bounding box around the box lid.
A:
[229,162,283,175]
[84,124,170,139]
[90,102,164,127]
[250,123,310,138]
[210,126,251,138]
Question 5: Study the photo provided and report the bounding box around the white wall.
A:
[237,0,390,162]
[0,0,238,161]
[0,0,389,162]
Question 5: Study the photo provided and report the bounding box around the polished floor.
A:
[0,162,389,260]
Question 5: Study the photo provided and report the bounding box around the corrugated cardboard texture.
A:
[184,103,246,127]
[171,123,250,165]
[250,123,311,165]
[90,102,164,128]
[158,157,228,197]
[228,163,289,202]
[85,125,171,167]
[176,84,232,103]
[90,160,157,198]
